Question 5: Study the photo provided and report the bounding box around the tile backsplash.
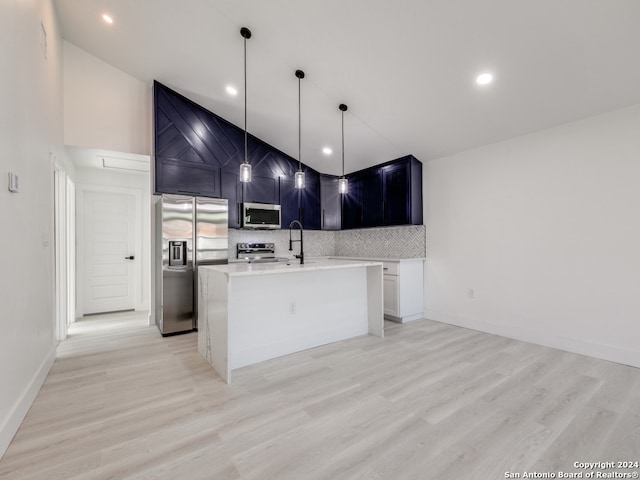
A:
[228,229,336,260]
[228,225,426,260]
[334,225,426,259]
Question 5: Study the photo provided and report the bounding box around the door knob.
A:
[125,255,135,260]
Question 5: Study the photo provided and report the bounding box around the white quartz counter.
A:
[330,256,425,263]
[207,258,383,277]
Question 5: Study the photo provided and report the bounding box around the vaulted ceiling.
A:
[55,0,640,175]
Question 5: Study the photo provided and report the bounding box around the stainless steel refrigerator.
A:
[155,194,228,336]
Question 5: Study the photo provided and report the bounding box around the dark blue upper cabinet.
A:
[299,170,321,230]
[342,171,382,230]
[221,169,242,228]
[342,176,363,230]
[156,158,220,197]
[360,169,384,228]
[243,175,280,204]
[320,175,341,231]
[342,155,422,229]
[382,161,410,226]
[279,169,321,230]
[279,177,298,229]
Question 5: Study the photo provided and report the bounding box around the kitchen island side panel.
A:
[227,267,368,369]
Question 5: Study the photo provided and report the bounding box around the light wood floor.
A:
[1,311,639,479]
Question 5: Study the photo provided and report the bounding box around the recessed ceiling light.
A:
[476,73,493,85]
[226,85,238,96]
[322,147,332,155]
[102,14,114,24]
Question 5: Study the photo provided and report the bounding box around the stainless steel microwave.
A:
[242,202,281,229]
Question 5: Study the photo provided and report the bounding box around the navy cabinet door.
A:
[299,171,321,230]
[382,160,411,226]
[279,177,299,229]
[243,175,279,204]
[156,158,220,197]
[221,169,242,228]
[341,176,362,229]
[320,175,341,230]
[360,169,383,227]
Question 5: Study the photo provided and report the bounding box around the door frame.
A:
[76,184,144,317]
[53,164,68,341]
[66,176,76,326]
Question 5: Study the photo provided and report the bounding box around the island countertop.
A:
[201,258,383,277]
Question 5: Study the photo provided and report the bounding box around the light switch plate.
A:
[8,172,19,193]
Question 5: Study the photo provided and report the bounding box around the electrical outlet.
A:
[468,288,475,299]
[289,302,296,314]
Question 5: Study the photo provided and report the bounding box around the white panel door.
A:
[82,190,136,314]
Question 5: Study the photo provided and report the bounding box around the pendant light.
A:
[294,69,305,189]
[239,27,252,183]
[338,103,348,194]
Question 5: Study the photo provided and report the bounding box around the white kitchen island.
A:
[197,259,384,383]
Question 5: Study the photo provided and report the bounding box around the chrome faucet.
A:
[288,220,304,265]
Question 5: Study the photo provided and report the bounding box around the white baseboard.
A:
[0,345,56,460]
[424,309,640,369]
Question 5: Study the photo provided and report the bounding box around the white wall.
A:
[424,104,640,367]
[74,168,151,315]
[0,0,68,459]
[63,41,151,155]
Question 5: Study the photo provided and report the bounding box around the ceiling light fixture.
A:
[294,69,305,189]
[102,14,114,24]
[239,27,252,183]
[226,85,238,96]
[338,104,348,194]
[322,147,332,155]
[476,72,493,85]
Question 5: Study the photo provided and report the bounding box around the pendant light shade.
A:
[239,162,251,183]
[339,103,348,194]
[295,69,305,189]
[338,177,348,194]
[239,27,252,183]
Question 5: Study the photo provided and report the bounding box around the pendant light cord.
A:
[298,76,301,170]
[244,35,248,165]
[341,109,345,177]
